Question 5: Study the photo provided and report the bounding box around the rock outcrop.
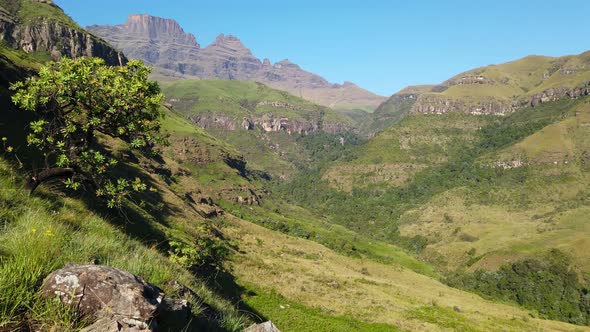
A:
[245,321,282,332]
[87,15,385,109]
[41,264,191,331]
[527,82,590,107]
[411,94,513,116]
[88,14,196,69]
[187,112,351,135]
[0,2,125,65]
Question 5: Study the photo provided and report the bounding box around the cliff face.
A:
[88,14,196,68]
[0,1,126,66]
[87,15,385,110]
[527,83,590,107]
[411,94,513,116]
[188,111,351,135]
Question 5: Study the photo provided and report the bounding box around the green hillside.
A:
[4,52,581,331]
[2,1,590,330]
[161,79,358,178]
[161,79,347,123]
[362,51,590,137]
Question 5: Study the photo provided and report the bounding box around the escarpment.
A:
[411,94,513,115]
[0,0,126,65]
[188,111,351,135]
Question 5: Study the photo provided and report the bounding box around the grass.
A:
[241,284,401,332]
[0,153,247,331]
[12,0,79,28]
[225,215,588,332]
[324,113,493,191]
[160,79,341,121]
[220,199,438,278]
[406,305,479,332]
[160,79,356,178]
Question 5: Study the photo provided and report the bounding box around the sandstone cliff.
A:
[187,111,351,135]
[87,14,385,110]
[0,0,126,66]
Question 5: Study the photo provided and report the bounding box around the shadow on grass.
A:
[196,265,268,329]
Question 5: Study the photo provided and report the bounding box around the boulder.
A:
[41,264,164,331]
[156,298,191,331]
[244,321,282,332]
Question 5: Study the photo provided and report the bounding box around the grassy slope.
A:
[317,93,590,275]
[324,113,493,191]
[438,51,590,99]
[0,158,248,331]
[364,50,590,137]
[161,79,355,178]
[400,98,590,272]
[0,0,80,28]
[160,79,345,122]
[225,215,589,332]
[0,40,254,330]
[3,87,588,332]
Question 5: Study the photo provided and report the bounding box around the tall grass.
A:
[0,159,246,331]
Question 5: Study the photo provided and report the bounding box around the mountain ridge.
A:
[87,14,386,111]
[362,50,590,135]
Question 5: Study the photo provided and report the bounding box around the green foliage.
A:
[276,97,581,249]
[0,158,245,331]
[10,57,165,207]
[446,250,590,326]
[168,226,229,270]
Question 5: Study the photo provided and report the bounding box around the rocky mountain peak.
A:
[121,14,199,47]
[274,59,299,69]
[89,15,386,110]
[208,33,251,55]
[214,33,240,43]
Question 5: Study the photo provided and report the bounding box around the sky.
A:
[54,0,590,97]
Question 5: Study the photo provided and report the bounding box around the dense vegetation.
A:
[11,58,165,207]
[446,250,590,325]
[275,97,584,249]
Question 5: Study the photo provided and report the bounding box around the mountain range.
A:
[1,1,590,331]
[87,14,385,111]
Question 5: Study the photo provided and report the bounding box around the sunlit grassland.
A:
[225,215,589,332]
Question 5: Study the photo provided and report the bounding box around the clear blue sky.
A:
[55,0,590,97]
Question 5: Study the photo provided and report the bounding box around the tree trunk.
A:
[28,167,75,192]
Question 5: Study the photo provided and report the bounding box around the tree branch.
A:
[28,167,75,193]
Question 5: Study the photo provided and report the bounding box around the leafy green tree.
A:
[10,57,165,207]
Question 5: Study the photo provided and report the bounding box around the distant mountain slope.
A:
[363,51,590,135]
[161,79,356,178]
[87,14,386,111]
[280,49,590,276]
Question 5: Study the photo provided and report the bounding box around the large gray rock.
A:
[244,321,282,332]
[41,264,164,331]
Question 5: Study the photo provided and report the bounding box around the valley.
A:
[0,1,589,331]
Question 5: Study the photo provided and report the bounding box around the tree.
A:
[10,57,165,207]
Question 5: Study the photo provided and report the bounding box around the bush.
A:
[446,250,590,326]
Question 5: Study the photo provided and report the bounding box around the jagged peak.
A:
[121,14,200,48]
[274,59,299,69]
[211,33,247,49]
